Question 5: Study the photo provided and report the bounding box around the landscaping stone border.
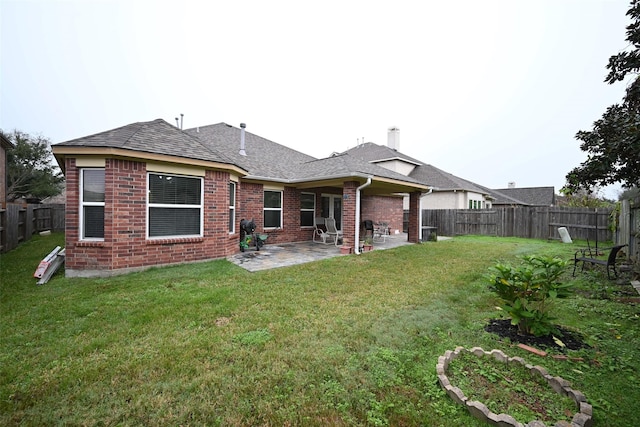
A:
[436,346,593,427]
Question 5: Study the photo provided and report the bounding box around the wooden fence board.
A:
[0,204,66,253]
[422,206,615,242]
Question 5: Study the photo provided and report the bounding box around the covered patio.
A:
[228,232,413,272]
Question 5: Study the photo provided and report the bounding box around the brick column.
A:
[342,181,358,247]
[408,191,421,243]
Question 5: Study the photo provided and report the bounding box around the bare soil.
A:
[484,319,589,352]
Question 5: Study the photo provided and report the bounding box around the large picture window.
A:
[148,173,203,238]
[229,182,236,233]
[264,190,282,228]
[300,192,315,227]
[80,169,105,239]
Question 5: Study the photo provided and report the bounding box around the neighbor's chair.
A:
[324,217,343,246]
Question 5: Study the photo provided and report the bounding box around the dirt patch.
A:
[484,319,589,352]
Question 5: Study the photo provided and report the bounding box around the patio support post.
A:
[408,191,421,243]
[342,181,358,249]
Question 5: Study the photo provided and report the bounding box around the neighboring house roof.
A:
[1,132,13,149]
[343,142,492,196]
[54,119,241,170]
[489,186,556,206]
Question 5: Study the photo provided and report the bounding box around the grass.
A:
[1,233,638,426]
[446,350,577,424]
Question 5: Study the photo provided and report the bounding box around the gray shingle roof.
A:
[187,124,424,186]
[290,153,424,185]
[55,120,426,189]
[343,142,490,195]
[185,123,316,180]
[55,119,237,166]
[343,142,424,165]
[490,187,556,206]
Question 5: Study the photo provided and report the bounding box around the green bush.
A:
[487,255,572,336]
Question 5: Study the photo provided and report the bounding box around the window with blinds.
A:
[263,190,282,228]
[80,169,105,239]
[300,192,315,227]
[148,173,203,238]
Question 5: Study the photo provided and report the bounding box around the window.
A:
[300,192,315,227]
[229,182,236,233]
[469,200,473,209]
[264,190,282,228]
[148,173,203,238]
[80,169,105,239]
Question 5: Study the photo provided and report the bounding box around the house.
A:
[485,185,556,207]
[0,132,13,208]
[52,119,429,277]
[343,128,495,210]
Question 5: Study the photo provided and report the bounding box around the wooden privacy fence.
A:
[422,206,614,243]
[618,197,639,259]
[0,204,65,253]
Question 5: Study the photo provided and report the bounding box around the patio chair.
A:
[572,243,628,279]
[324,217,343,246]
[363,220,375,240]
[313,217,330,244]
[373,221,390,243]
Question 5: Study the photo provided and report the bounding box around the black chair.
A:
[363,220,375,240]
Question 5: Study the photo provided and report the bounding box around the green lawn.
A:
[1,233,638,426]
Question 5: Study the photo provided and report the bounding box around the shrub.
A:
[487,255,572,337]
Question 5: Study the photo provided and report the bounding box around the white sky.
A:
[1,0,632,199]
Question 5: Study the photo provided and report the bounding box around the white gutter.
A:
[354,176,373,254]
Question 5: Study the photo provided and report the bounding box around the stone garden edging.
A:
[436,346,593,427]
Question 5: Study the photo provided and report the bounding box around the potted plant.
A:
[340,238,353,254]
[362,237,374,252]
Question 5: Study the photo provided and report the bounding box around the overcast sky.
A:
[1,0,632,198]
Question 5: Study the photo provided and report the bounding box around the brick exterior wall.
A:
[65,158,237,276]
[360,195,404,234]
[342,181,357,246]
[408,191,421,243]
[64,158,419,276]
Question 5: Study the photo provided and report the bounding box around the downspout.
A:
[354,176,372,254]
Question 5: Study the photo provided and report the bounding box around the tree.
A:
[3,130,64,202]
[564,1,640,193]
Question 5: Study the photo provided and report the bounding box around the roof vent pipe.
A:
[239,123,247,156]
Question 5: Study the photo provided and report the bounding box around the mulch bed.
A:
[484,319,589,352]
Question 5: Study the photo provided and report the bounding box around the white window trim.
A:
[79,168,105,241]
[229,181,236,234]
[263,189,283,229]
[146,172,204,239]
[300,192,316,228]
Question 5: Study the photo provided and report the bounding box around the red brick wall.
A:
[408,191,421,243]
[342,182,357,246]
[65,158,237,276]
[360,195,404,234]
